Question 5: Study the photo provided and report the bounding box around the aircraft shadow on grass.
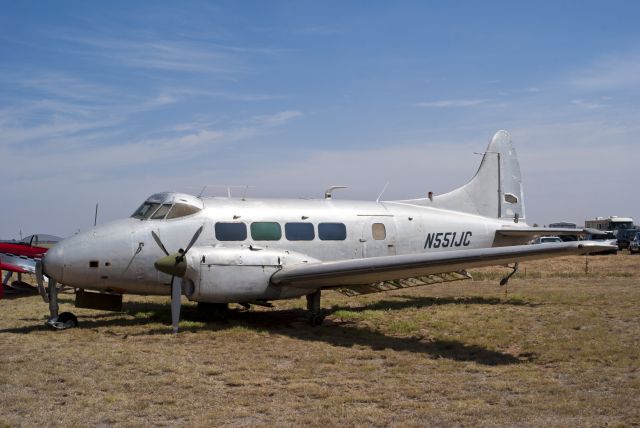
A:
[339,294,540,311]
[0,295,536,366]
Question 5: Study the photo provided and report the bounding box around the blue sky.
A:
[1,1,639,238]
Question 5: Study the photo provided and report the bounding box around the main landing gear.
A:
[306,290,325,326]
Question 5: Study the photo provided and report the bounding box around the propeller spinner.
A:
[151,225,203,333]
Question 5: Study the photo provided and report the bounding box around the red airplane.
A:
[0,235,59,298]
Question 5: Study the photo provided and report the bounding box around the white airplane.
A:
[36,130,611,332]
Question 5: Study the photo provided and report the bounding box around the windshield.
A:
[150,204,173,220]
[131,193,203,220]
[131,202,161,220]
[612,221,633,230]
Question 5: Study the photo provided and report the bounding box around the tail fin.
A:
[405,130,526,221]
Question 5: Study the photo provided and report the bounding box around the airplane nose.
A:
[43,243,64,282]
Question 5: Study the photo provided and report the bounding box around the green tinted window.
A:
[250,222,282,241]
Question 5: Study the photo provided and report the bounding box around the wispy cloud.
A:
[570,98,605,109]
[570,52,640,91]
[415,99,489,108]
[251,110,302,126]
[46,29,285,76]
[3,73,118,103]
[52,35,239,73]
[1,109,303,183]
[294,26,341,36]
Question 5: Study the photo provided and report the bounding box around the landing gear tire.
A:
[306,290,324,326]
[58,312,78,327]
[308,314,325,326]
[46,312,78,330]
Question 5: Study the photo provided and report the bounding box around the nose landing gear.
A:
[44,279,78,330]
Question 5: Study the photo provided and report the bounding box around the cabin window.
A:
[150,204,173,220]
[318,223,347,240]
[89,261,99,268]
[285,223,315,241]
[251,222,282,241]
[372,223,386,240]
[166,203,202,219]
[215,222,247,241]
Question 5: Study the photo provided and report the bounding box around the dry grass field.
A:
[1,254,639,427]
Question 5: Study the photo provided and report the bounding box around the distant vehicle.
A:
[585,216,634,232]
[533,236,563,244]
[586,232,618,255]
[629,233,640,254]
[549,222,577,229]
[614,228,640,250]
[548,223,579,242]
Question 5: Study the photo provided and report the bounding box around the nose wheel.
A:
[44,278,79,330]
[46,312,78,330]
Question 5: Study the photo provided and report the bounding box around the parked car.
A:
[585,232,618,255]
[629,232,640,254]
[615,228,640,250]
[533,236,563,244]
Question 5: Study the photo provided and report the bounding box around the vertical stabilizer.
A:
[401,130,526,221]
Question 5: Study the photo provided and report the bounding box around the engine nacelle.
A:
[182,247,319,303]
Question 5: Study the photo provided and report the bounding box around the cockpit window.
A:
[131,203,161,220]
[166,203,201,219]
[150,204,173,220]
[131,193,204,220]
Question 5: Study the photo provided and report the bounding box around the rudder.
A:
[404,130,526,221]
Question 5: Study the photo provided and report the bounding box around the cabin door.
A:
[359,216,397,258]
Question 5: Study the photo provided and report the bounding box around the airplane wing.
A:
[0,260,30,274]
[270,241,611,290]
[0,253,37,274]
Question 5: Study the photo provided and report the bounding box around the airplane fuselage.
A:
[44,196,528,302]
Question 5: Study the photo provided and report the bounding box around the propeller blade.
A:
[151,231,170,256]
[183,225,204,255]
[171,276,181,333]
[35,260,50,303]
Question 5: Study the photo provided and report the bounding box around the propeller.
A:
[150,225,203,333]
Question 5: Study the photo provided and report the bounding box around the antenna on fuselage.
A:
[376,182,390,203]
[324,185,347,199]
[94,203,99,226]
